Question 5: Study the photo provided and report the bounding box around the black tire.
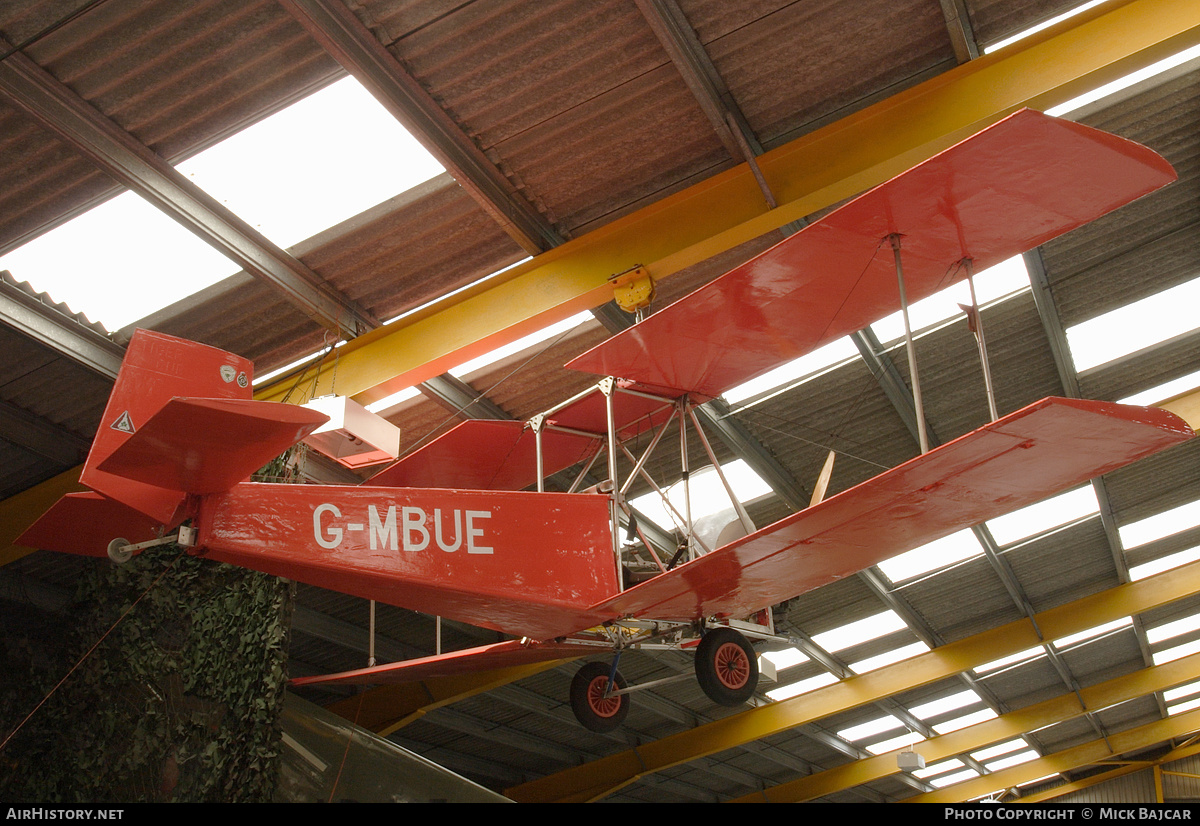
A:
[570,661,630,732]
[695,627,758,706]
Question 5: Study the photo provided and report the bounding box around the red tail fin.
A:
[82,329,303,524]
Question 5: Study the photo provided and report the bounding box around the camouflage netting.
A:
[0,455,299,802]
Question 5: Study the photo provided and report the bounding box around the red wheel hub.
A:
[587,676,622,717]
[713,642,751,690]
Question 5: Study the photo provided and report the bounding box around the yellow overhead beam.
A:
[0,467,83,565]
[256,0,1200,407]
[907,707,1200,803]
[733,648,1200,802]
[324,658,573,737]
[1018,739,1200,803]
[505,559,1200,803]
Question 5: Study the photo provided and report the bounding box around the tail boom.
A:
[196,483,618,640]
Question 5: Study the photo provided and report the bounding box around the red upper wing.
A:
[566,110,1177,397]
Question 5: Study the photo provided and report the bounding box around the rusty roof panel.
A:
[301,174,527,322]
[965,0,1085,48]
[691,0,956,147]
[0,0,341,252]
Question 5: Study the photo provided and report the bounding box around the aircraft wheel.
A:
[570,662,629,732]
[107,537,132,564]
[695,627,758,706]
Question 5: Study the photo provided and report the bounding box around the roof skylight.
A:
[1067,276,1200,372]
[1119,498,1200,549]
[869,255,1029,346]
[1146,612,1200,646]
[877,529,982,583]
[1047,42,1200,117]
[836,714,903,743]
[1119,369,1200,407]
[811,610,907,653]
[765,671,838,701]
[448,311,593,378]
[0,76,441,332]
[628,459,772,536]
[985,485,1098,546]
[1130,546,1200,581]
[983,1,1111,54]
[178,76,442,249]
[847,641,929,674]
[723,337,858,406]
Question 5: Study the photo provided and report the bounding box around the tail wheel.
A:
[570,661,630,732]
[695,627,758,706]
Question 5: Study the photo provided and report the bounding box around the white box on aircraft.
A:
[302,395,401,468]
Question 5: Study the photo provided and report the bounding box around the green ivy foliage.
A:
[0,452,302,802]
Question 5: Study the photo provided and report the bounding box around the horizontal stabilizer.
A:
[567,109,1178,397]
[290,639,600,687]
[589,399,1193,629]
[97,397,328,494]
[17,492,162,558]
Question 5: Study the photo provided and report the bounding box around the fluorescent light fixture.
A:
[765,671,838,701]
[986,485,1098,546]
[1120,498,1200,549]
[983,0,1110,54]
[812,610,907,653]
[877,529,981,583]
[847,642,929,674]
[1067,276,1200,372]
[1131,547,1200,581]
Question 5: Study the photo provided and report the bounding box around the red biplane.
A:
[18,109,1195,731]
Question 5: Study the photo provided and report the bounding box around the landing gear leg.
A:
[695,627,758,706]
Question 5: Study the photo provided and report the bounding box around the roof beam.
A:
[939,0,980,63]
[0,272,123,379]
[634,0,762,160]
[505,556,1200,802]
[909,705,1200,803]
[748,648,1200,802]
[254,0,1200,407]
[0,42,377,340]
[278,0,564,255]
